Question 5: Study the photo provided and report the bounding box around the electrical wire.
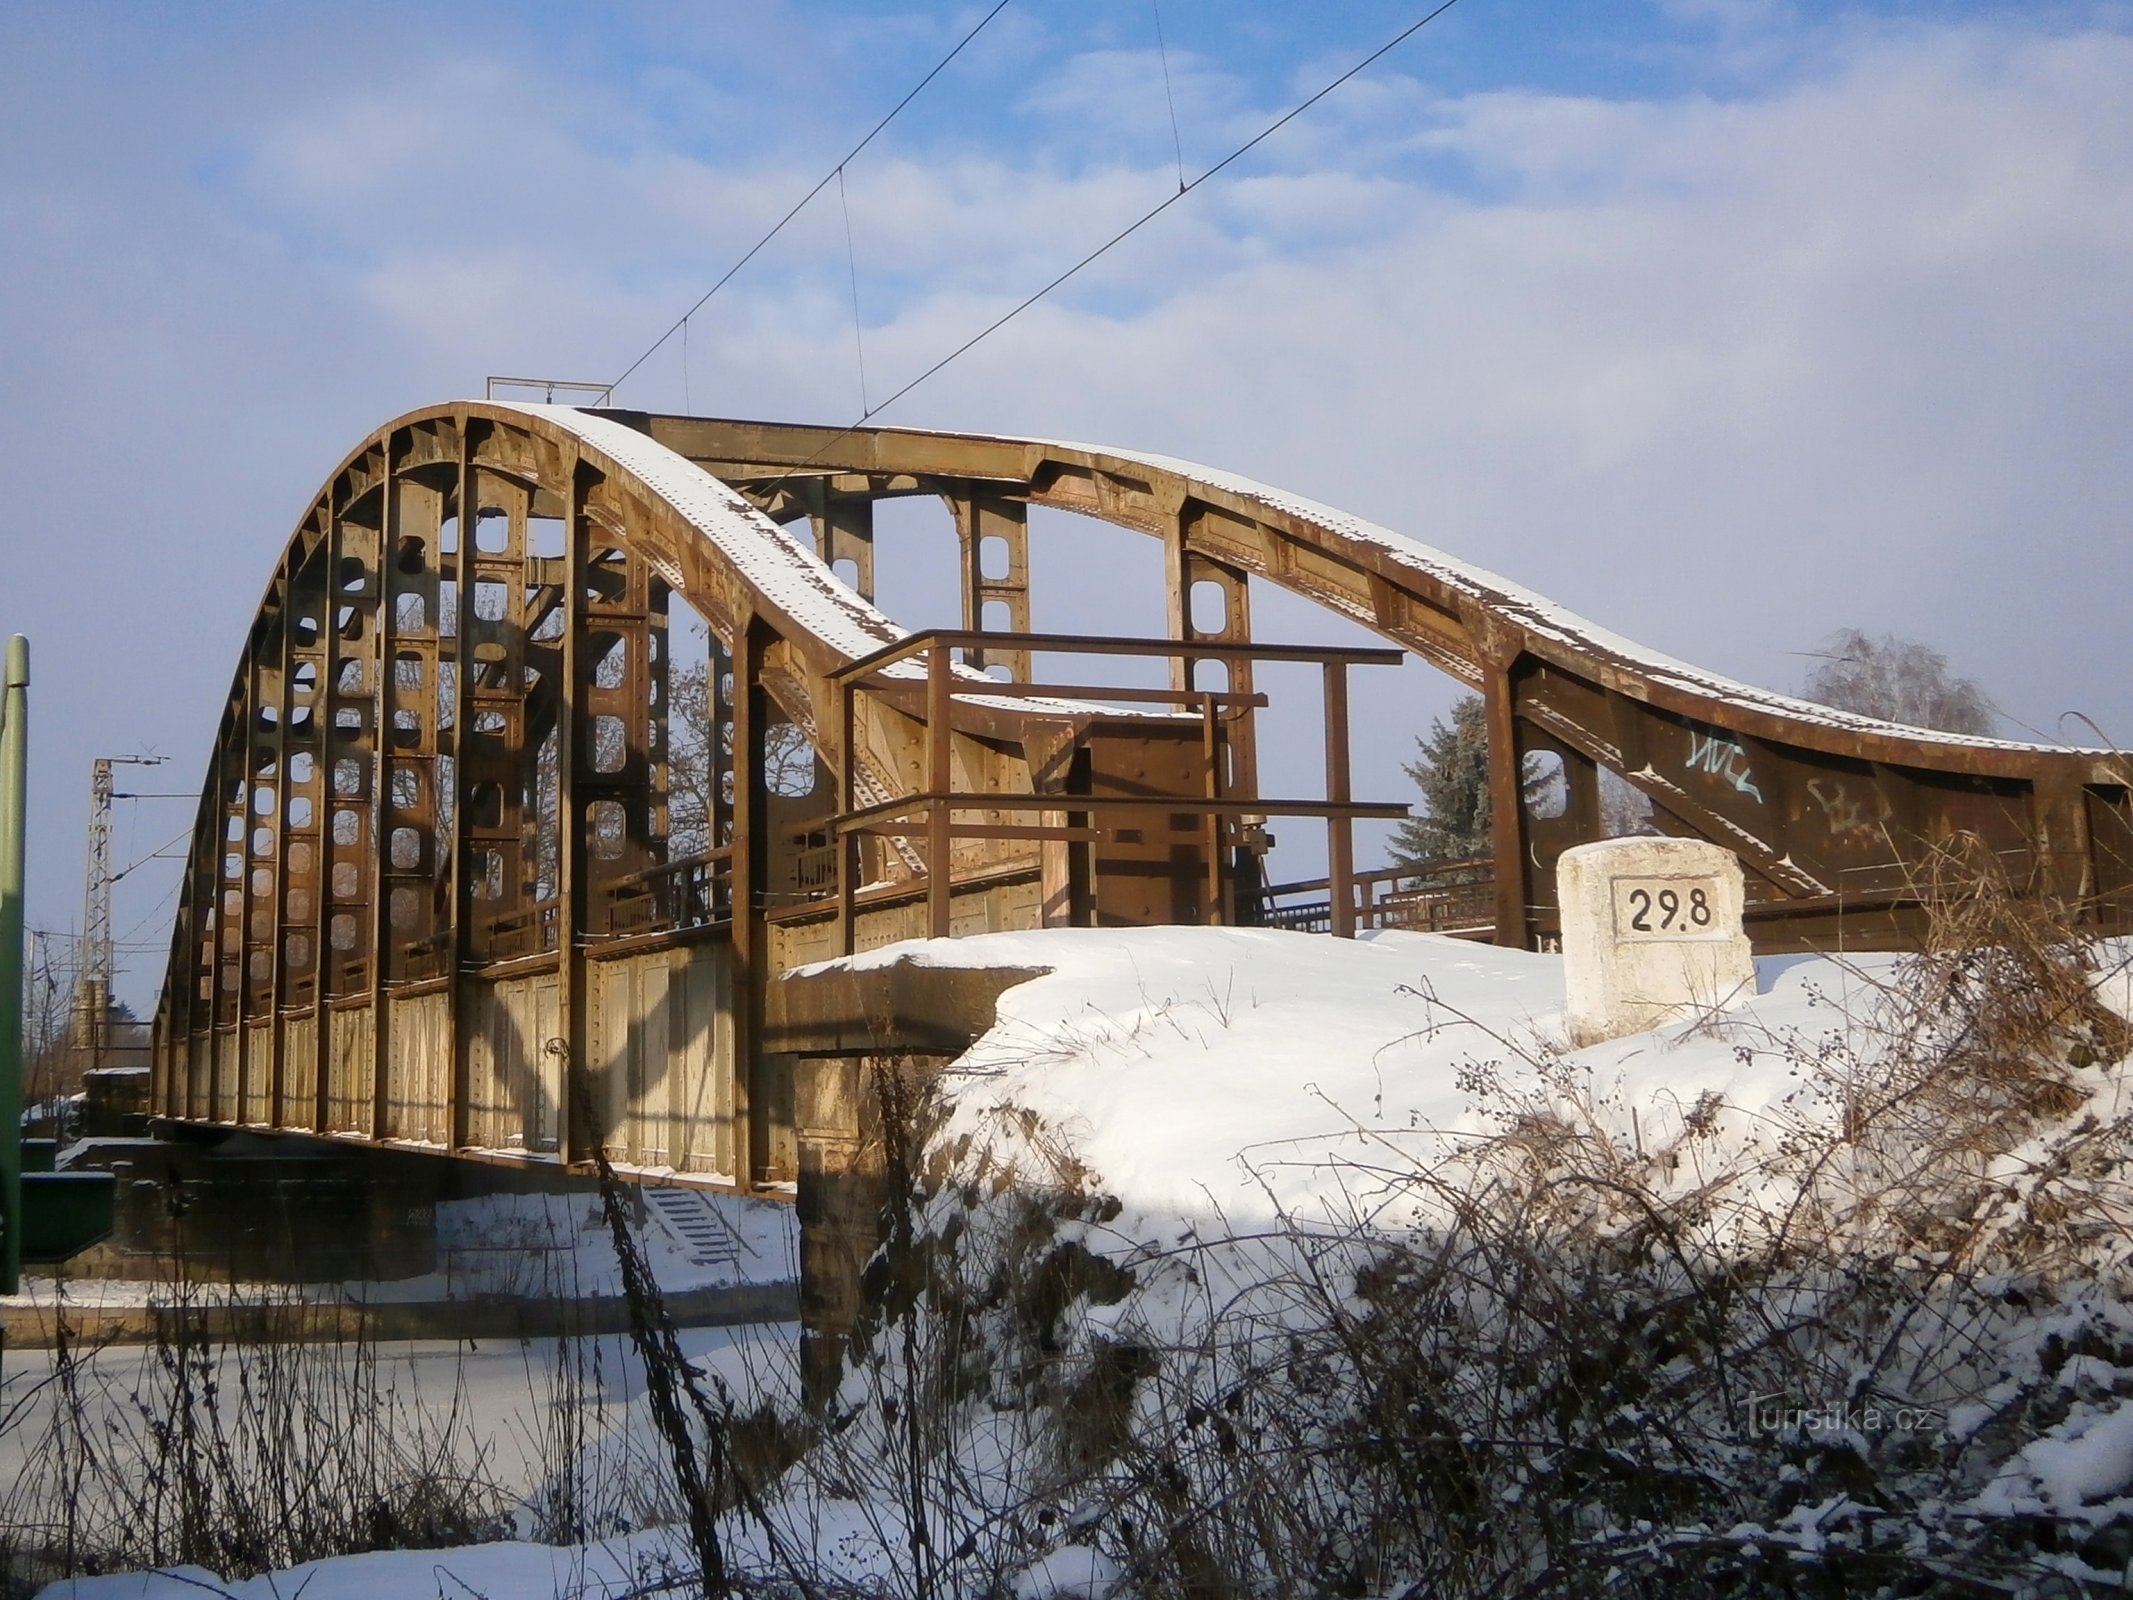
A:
[110,874,183,953]
[1152,0,1187,194]
[63,3,1465,999]
[762,0,1467,493]
[610,0,1014,396]
[837,165,872,416]
[109,824,194,887]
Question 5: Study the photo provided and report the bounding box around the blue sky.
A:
[3,0,2130,1010]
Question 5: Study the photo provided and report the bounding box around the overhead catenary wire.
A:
[109,875,182,956]
[762,0,1466,496]
[610,0,1014,396]
[23,917,175,984]
[837,165,872,417]
[869,0,1466,420]
[109,824,194,887]
[1152,0,1187,194]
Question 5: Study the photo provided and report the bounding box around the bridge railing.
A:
[596,846,735,936]
[476,900,561,962]
[821,630,1412,954]
[451,848,740,959]
[1251,858,1497,937]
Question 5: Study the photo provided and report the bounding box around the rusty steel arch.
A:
[650,411,2133,948]
[154,402,2133,1185]
[153,401,1329,1181]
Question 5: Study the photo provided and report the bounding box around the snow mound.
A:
[817,924,1899,1231]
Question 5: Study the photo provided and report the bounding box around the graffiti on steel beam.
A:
[1805,776,1889,843]
[1684,730,1763,804]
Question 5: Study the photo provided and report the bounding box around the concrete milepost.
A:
[1559,836,1755,1048]
[2,636,25,1294]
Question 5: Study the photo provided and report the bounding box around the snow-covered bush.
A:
[0,1275,519,1591]
[774,875,2133,1597]
[22,860,2133,1599]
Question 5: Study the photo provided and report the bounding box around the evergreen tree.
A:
[1394,695,1615,866]
[1393,695,1494,867]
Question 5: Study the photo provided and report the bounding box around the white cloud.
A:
[5,6,2131,1001]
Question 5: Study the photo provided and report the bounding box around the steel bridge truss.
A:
[153,403,2133,1186]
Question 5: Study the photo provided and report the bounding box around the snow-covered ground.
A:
[813,924,1906,1224]
[42,1535,700,1600]
[0,1181,799,1317]
[1,1320,797,1500]
[386,1185,799,1301]
[26,924,2133,1597]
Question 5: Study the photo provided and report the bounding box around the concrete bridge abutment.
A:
[767,958,1041,1404]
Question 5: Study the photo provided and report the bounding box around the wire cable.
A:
[837,165,873,416]
[611,0,1014,396]
[110,874,182,955]
[1152,0,1187,194]
[761,0,1466,493]
[110,824,194,887]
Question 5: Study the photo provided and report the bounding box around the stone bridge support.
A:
[767,958,1042,1404]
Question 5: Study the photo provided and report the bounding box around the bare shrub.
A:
[777,863,2133,1597]
[0,1186,689,1593]
[0,1262,514,1587]
[16,855,2133,1597]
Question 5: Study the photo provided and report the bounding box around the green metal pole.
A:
[1,635,26,1294]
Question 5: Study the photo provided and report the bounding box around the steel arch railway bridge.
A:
[152,402,2133,1190]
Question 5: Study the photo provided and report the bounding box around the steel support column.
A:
[364,456,397,1139]
[1485,663,1532,949]
[953,494,1030,680]
[804,479,877,602]
[444,418,478,1149]
[557,449,592,1164]
[731,614,771,1185]
[1,636,28,1294]
[1164,513,1259,798]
